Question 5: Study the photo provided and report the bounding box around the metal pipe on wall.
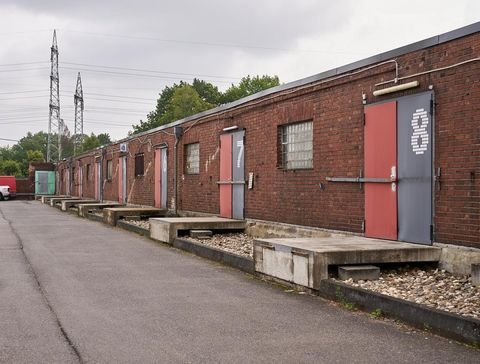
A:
[173,126,183,216]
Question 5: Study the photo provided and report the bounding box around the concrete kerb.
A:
[318,280,480,347]
[116,220,150,238]
[173,238,254,274]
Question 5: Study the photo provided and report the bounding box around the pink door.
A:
[364,101,398,240]
[219,134,233,218]
[154,148,167,209]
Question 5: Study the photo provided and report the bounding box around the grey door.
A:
[232,130,245,219]
[397,92,433,245]
[36,171,48,194]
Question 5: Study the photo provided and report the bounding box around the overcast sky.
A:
[0,1,478,147]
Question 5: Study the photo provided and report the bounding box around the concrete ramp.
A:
[254,236,441,290]
[150,217,246,244]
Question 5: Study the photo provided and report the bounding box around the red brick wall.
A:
[57,31,480,248]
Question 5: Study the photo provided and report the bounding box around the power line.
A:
[0,67,49,73]
[0,89,48,95]
[60,28,360,54]
[0,61,49,67]
[84,92,155,101]
[59,66,234,83]
[62,61,241,80]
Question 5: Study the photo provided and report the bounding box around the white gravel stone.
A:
[126,220,150,230]
[184,233,253,258]
[337,267,480,319]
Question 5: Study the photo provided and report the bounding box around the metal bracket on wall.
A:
[216,180,246,185]
[435,167,441,191]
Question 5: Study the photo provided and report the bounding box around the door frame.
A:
[364,91,435,245]
[219,129,245,220]
[154,146,168,209]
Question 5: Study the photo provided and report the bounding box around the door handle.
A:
[390,166,397,182]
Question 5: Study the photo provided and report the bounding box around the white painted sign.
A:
[410,108,429,155]
[236,140,244,168]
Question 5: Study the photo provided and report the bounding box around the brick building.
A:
[57,22,479,250]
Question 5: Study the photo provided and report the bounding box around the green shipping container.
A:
[35,171,56,195]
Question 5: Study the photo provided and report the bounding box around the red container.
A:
[0,176,17,198]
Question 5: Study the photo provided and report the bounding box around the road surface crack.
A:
[0,207,84,364]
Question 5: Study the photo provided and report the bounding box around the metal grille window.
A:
[106,160,113,181]
[281,121,313,169]
[135,153,144,176]
[185,143,200,174]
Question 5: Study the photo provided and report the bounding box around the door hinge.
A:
[362,113,366,126]
[429,98,434,116]
[430,224,434,241]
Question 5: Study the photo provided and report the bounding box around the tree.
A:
[131,75,280,134]
[160,85,213,124]
[80,133,112,153]
[0,160,22,176]
[221,75,280,104]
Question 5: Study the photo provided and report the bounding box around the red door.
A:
[219,134,232,218]
[364,101,397,240]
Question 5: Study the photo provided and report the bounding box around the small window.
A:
[86,164,91,181]
[107,160,113,181]
[280,121,313,170]
[185,143,199,174]
[135,153,145,176]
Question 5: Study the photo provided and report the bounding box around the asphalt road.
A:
[0,200,478,363]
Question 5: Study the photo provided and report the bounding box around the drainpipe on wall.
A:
[68,158,73,196]
[173,126,183,216]
[100,147,106,203]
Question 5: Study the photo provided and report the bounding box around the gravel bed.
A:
[184,233,254,258]
[124,219,150,229]
[337,267,480,319]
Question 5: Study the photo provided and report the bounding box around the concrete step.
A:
[338,265,380,281]
[254,236,441,290]
[150,217,246,244]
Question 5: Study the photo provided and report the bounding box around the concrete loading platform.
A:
[50,196,81,208]
[150,217,247,244]
[77,203,123,217]
[254,237,441,290]
[61,199,99,212]
[103,207,167,226]
[39,195,68,204]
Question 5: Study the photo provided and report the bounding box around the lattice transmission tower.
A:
[47,30,61,162]
[73,72,84,154]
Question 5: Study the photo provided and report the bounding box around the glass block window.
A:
[281,121,313,170]
[185,143,200,174]
[107,160,113,181]
[135,153,144,176]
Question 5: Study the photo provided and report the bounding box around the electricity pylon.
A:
[73,72,84,154]
[47,29,61,162]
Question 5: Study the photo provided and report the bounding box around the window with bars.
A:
[106,160,113,181]
[135,153,144,176]
[185,143,200,174]
[280,121,313,170]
